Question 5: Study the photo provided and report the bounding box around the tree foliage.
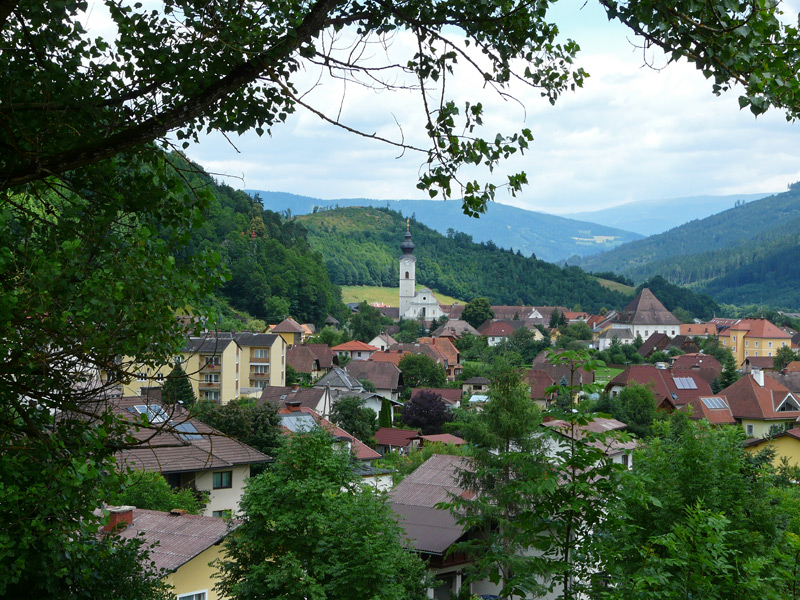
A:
[348,301,387,342]
[330,395,379,442]
[160,363,196,406]
[195,398,283,459]
[215,428,429,600]
[401,390,453,435]
[463,297,495,329]
[112,470,208,515]
[399,353,447,390]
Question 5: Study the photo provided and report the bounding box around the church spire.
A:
[400,219,415,255]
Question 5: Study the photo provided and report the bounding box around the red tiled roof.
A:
[680,323,719,336]
[672,353,722,373]
[786,361,800,373]
[729,318,791,339]
[374,427,420,447]
[411,388,462,406]
[606,365,711,408]
[527,369,556,400]
[331,340,379,352]
[418,433,466,445]
[278,407,380,460]
[684,396,736,425]
[721,374,800,421]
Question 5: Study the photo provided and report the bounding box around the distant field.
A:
[593,277,636,295]
[594,366,624,386]
[340,285,464,307]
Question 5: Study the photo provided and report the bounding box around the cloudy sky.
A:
[129,1,800,214]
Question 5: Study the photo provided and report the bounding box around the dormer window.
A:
[776,395,800,412]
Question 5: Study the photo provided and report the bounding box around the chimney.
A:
[285,399,302,412]
[753,369,765,387]
[291,383,300,392]
[104,506,135,533]
[170,508,188,516]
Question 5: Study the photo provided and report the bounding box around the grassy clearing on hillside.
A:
[594,366,624,386]
[340,285,464,307]
[593,277,635,295]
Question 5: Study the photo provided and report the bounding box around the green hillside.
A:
[340,285,464,306]
[296,206,630,313]
[575,185,800,309]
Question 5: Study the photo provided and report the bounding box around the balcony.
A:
[250,367,270,379]
[199,381,221,389]
[200,363,220,372]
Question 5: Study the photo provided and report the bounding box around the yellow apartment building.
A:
[718,318,791,366]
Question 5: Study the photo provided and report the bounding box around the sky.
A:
[89,1,800,215]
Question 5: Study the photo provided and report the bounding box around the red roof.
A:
[729,318,791,339]
[684,396,736,425]
[331,340,379,352]
[374,427,419,447]
[278,407,380,460]
[606,365,712,408]
[721,374,800,421]
[411,388,462,406]
[418,434,466,445]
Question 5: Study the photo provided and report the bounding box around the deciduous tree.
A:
[330,395,379,442]
[402,390,452,435]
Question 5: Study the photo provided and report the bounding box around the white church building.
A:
[398,221,445,321]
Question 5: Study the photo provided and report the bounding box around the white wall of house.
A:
[194,463,251,517]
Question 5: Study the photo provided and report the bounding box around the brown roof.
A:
[531,351,595,386]
[614,288,681,326]
[374,427,419,448]
[258,385,325,411]
[389,454,473,554]
[418,433,466,445]
[110,397,269,474]
[721,374,800,421]
[527,369,556,400]
[606,365,711,408]
[345,361,401,391]
[430,319,480,338]
[680,323,719,336]
[411,388,462,406]
[543,417,636,454]
[477,320,520,337]
[286,344,337,374]
[418,337,460,367]
[684,396,736,425]
[637,333,671,358]
[785,361,800,373]
[369,349,405,366]
[270,317,305,334]
[389,343,448,366]
[111,508,233,572]
[742,356,776,370]
[672,353,723,373]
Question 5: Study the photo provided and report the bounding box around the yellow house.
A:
[269,317,305,348]
[718,318,791,366]
[744,428,800,468]
[107,506,234,600]
[119,333,286,405]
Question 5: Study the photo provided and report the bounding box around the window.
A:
[213,471,232,489]
[783,342,788,347]
[405,271,409,279]
[745,351,749,357]
[357,352,362,358]
[204,356,220,367]
[155,373,164,382]
[769,341,773,348]
[136,372,147,381]
[746,424,754,437]
[203,390,219,402]
[252,365,269,374]
[621,454,629,468]
[769,352,773,357]
[755,341,759,348]
[212,509,232,519]
[177,591,207,600]
[754,351,758,357]
[251,380,268,389]
[253,348,270,358]
[745,340,749,347]
[204,373,219,383]
[671,330,675,336]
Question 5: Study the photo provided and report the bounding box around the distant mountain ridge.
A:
[574,186,800,309]
[246,190,643,263]
[564,192,773,236]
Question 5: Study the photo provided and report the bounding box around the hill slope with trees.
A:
[574,185,800,308]
[296,206,630,313]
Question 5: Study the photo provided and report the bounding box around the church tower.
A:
[399,219,416,317]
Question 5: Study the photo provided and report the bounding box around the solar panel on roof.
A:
[673,377,698,390]
[280,414,317,433]
[701,397,727,410]
[173,421,203,440]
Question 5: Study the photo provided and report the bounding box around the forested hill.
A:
[295,206,630,313]
[249,190,643,262]
[572,185,800,309]
[175,156,345,326]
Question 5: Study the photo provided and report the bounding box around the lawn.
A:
[594,365,624,386]
[340,285,464,306]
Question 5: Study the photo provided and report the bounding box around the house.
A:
[111,397,269,517]
[596,326,635,351]
[671,353,723,385]
[531,350,596,387]
[417,433,466,447]
[374,427,420,455]
[462,376,490,396]
[411,387,463,409]
[603,288,681,340]
[527,368,557,408]
[720,370,800,438]
[331,340,379,361]
[277,403,392,490]
[637,332,671,358]
[667,335,699,354]
[368,332,398,352]
[104,506,233,600]
[314,366,398,419]
[418,336,463,380]
[118,332,286,404]
[542,417,636,467]
[744,427,800,468]
[477,319,519,346]
[605,365,712,410]
[269,317,305,348]
[680,322,719,338]
[718,318,791,366]
[683,396,736,426]
[286,343,337,380]
[259,384,329,415]
[741,356,777,373]
[345,360,402,401]
[430,319,481,339]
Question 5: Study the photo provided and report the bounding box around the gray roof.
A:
[184,336,236,354]
[614,288,681,326]
[314,366,363,391]
[233,332,281,347]
[344,361,401,391]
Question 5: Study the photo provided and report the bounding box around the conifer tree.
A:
[161,363,196,406]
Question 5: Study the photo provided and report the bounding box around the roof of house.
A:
[270,317,305,334]
[684,396,736,425]
[597,327,634,340]
[729,318,791,339]
[345,361,402,391]
[614,288,681,326]
[477,319,527,337]
[430,319,481,338]
[370,333,398,347]
[410,388,463,406]
[325,315,340,326]
[233,332,281,347]
[543,417,636,453]
[671,353,723,373]
[314,366,364,391]
[785,361,800,373]
[109,397,269,474]
[111,508,233,572]
[771,371,800,395]
[258,385,326,411]
[721,374,800,421]
[369,349,406,366]
[374,427,420,447]
[606,365,711,408]
[527,369,556,399]
[462,376,490,385]
[531,351,596,386]
[668,335,698,352]
[742,357,776,370]
[389,454,473,554]
[680,323,719,336]
[638,332,671,357]
[331,340,379,352]
[286,343,337,373]
[417,337,460,367]
[183,336,236,355]
[418,433,466,445]
[377,306,400,320]
[278,407,380,460]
